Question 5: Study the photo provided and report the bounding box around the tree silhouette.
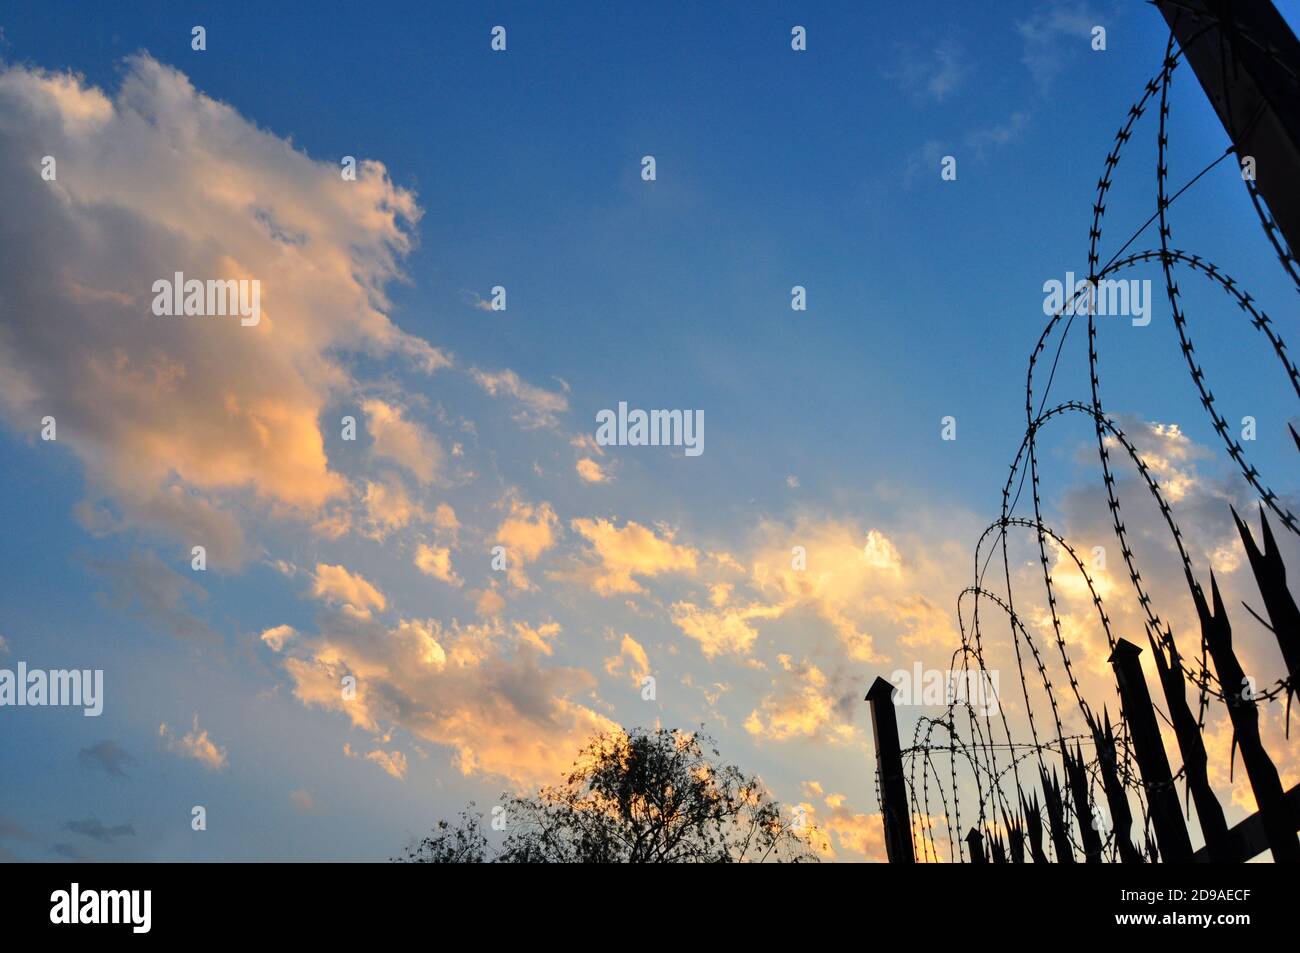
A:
[396,727,819,863]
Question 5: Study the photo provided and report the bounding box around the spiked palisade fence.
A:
[868,2,1300,864]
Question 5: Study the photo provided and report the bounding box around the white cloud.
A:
[470,368,569,429]
[1017,3,1099,92]
[884,39,969,103]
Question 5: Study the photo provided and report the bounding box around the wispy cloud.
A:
[1016,2,1100,92]
[884,39,970,103]
[470,368,569,429]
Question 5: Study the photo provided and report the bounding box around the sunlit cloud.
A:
[414,543,462,587]
[495,496,560,590]
[0,58,459,571]
[159,714,228,771]
[604,633,651,686]
[311,563,387,616]
[362,398,443,485]
[744,656,856,744]
[277,610,618,787]
[567,518,698,596]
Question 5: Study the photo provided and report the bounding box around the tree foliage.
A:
[395,728,819,863]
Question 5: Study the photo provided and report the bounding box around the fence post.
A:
[1003,808,1026,863]
[1041,768,1076,863]
[1090,708,1145,863]
[1232,507,1300,702]
[866,676,915,864]
[1191,573,1300,862]
[1146,629,1231,861]
[988,828,1007,863]
[1064,743,1104,862]
[1109,638,1195,862]
[966,828,986,864]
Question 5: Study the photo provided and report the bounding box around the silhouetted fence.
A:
[868,3,1300,863]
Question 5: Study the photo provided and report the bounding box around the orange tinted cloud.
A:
[158,714,228,771]
[568,518,698,595]
[278,612,617,787]
[744,657,855,743]
[604,634,651,685]
[414,543,462,587]
[362,399,443,484]
[576,458,609,483]
[495,497,560,589]
[0,57,443,566]
[311,563,387,616]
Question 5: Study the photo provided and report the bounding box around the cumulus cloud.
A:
[414,543,462,587]
[567,518,698,595]
[277,610,617,787]
[471,585,506,618]
[359,472,427,541]
[495,496,560,589]
[159,714,228,770]
[432,502,460,536]
[748,519,916,662]
[0,57,443,566]
[798,788,886,861]
[311,563,387,616]
[670,599,785,658]
[259,624,297,652]
[513,621,561,656]
[604,634,651,686]
[362,399,443,484]
[575,457,609,483]
[744,656,855,744]
[661,518,929,662]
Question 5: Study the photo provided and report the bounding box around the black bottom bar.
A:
[0,862,1283,940]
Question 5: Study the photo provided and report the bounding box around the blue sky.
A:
[1,1,1298,861]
